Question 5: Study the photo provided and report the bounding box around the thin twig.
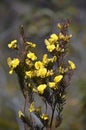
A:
[49,103,56,129]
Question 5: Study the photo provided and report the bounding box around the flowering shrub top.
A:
[7,21,76,130]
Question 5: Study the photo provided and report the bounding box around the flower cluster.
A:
[7,21,76,130]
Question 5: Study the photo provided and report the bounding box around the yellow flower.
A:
[64,34,72,41]
[68,60,76,70]
[59,33,65,40]
[50,56,57,62]
[25,71,34,78]
[27,52,37,61]
[46,44,55,52]
[26,42,36,48]
[40,113,49,120]
[37,68,47,78]
[25,59,33,67]
[29,102,35,112]
[59,66,68,74]
[33,88,38,93]
[58,66,64,74]
[44,39,50,46]
[57,23,62,29]
[18,110,24,118]
[56,44,60,52]
[54,75,63,83]
[42,54,48,64]
[46,70,54,77]
[50,34,58,41]
[37,84,47,94]
[8,40,17,49]
[7,57,20,74]
[35,61,43,69]
[48,82,56,88]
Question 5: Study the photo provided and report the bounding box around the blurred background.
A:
[0,0,86,130]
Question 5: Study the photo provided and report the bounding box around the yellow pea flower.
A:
[7,57,20,68]
[58,66,64,74]
[46,70,54,77]
[27,52,37,61]
[59,32,65,40]
[18,110,24,118]
[35,61,43,69]
[37,68,47,78]
[48,82,56,88]
[37,84,47,94]
[7,57,20,74]
[25,71,34,78]
[50,34,58,41]
[46,44,55,52]
[8,40,17,49]
[68,60,76,70]
[42,54,48,64]
[25,59,33,67]
[48,82,59,90]
[57,23,62,29]
[9,69,13,74]
[44,39,50,46]
[26,42,36,48]
[29,102,35,112]
[40,113,49,120]
[54,75,63,83]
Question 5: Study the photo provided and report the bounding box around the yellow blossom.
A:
[42,54,48,64]
[33,88,37,93]
[26,42,36,48]
[35,61,43,69]
[46,44,55,52]
[59,33,65,40]
[54,75,63,83]
[50,34,58,41]
[43,54,57,65]
[9,70,13,74]
[44,39,50,46]
[56,44,60,52]
[7,57,20,68]
[68,60,76,70]
[58,66,65,74]
[59,67,68,74]
[37,84,47,94]
[18,110,24,118]
[25,59,33,67]
[40,113,49,120]
[57,23,62,29]
[25,71,35,78]
[7,57,20,74]
[61,34,72,42]
[48,82,56,88]
[8,40,17,49]
[29,102,35,112]
[46,70,54,77]
[27,52,37,61]
[50,56,57,62]
[37,68,47,78]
